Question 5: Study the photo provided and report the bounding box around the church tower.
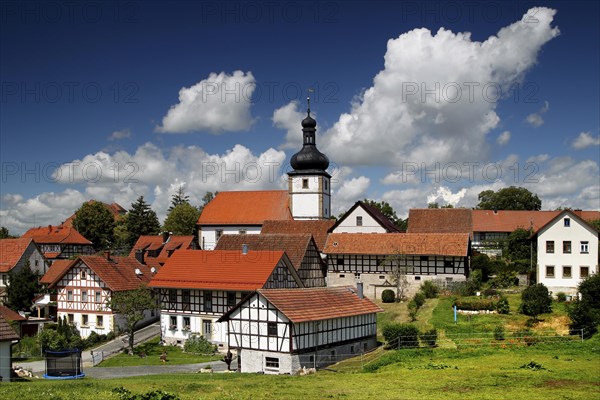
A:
[287,98,331,220]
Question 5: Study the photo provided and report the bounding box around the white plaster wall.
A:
[200,226,261,250]
[240,348,294,374]
[537,216,598,294]
[289,175,330,219]
[328,272,465,300]
[0,341,13,382]
[161,313,228,346]
[332,207,387,233]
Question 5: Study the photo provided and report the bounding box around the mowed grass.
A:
[4,295,597,399]
[98,337,219,367]
[3,339,599,400]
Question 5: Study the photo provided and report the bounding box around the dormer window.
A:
[564,218,570,227]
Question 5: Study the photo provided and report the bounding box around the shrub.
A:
[413,292,426,308]
[183,335,216,355]
[381,289,395,303]
[396,324,420,349]
[453,280,481,296]
[482,288,498,297]
[383,323,419,349]
[520,283,552,320]
[420,328,437,347]
[493,326,505,341]
[495,297,510,314]
[453,299,496,311]
[407,300,418,322]
[420,281,439,298]
[568,274,600,338]
[489,271,519,289]
[556,292,567,303]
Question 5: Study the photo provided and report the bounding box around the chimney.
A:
[242,244,248,255]
[162,231,170,244]
[356,282,364,299]
[104,250,111,261]
[135,249,145,265]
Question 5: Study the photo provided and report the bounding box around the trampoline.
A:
[44,349,85,379]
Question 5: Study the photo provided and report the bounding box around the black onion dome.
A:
[301,113,317,129]
[290,146,329,171]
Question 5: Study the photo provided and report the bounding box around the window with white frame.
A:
[183,316,191,331]
[580,241,589,253]
[203,319,212,337]
[356,216,363,226]
[67,290,73,301]
[82,314,89,327]
[95,291,101,303]
[82,291,88,302]
[97,315,104,328]
[563,241,572,254]
[169,316,177,330]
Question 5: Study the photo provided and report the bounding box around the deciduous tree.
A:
[72,201,115,250]
[108,285,156,353]
[163,203,201,236]
[477,186,542,210]
[519,283,552,321]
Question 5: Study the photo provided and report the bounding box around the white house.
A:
[323,233,471,299]
[536,210,599,295]
[218,286,382,374]
[0,238,48,303]
[330,201,401,234]
[149,249,304,347]
[49,254,157,338]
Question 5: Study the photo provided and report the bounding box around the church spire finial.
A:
[307,88,314,116]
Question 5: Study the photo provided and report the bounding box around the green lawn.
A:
[3,294,596,400]
[2,338,599,399]
[98,337,219,367]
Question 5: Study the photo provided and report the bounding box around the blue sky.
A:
[1,0,599,234]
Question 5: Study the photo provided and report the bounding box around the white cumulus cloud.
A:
[156,71,256,134]
[525,101,550,127]
[497,130,511,145]
[108,129,131,141]
[272,101,307,150]
[572,131,600,149]
[319,8,559,167]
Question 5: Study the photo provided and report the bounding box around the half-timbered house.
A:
[22,225,94,262]
[215,234,326,287]
[0,238,48,302]
[49,254,156,338]
[323,233,471,299]
[149,249,304,347]
[218,286,382,374]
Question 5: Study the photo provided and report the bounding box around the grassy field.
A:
[2,294,597,400]
[98,337,219,367]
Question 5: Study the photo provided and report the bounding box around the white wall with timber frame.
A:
[55,260,156,338]
[224,292,378,374]
[199,226,261,250]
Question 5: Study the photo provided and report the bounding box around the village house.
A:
[323,233,471,299]
[0,238,48,303]
[218,286,382,374]
[0,313,20,382]
[535,210,599,295]
[215,233,327,287]
[330,201,401,234]
[197,104,332,250]
[149,249,304,347]
[47,254,156,338]
[130,232,197,270]
[21,225,94,262]
[408,208,600,256]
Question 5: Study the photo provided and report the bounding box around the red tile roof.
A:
[0,238,34,272]
[331,201,401,233]
[258,287,383,323]
[63,201,126,227]
[49,255,152,291]
[215,234,313,271]
[40,259,74,285]
[407,208,473,234]
[22,225,92,245]
[323,233,470,257]
[130,235,196,265]
[0,305,26,322]
[535,210,600,236]
[261,219,335,251]
[0,314,19,341]
[472,210,600,233]
[149,250,288,291]
[198,191,292,225]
